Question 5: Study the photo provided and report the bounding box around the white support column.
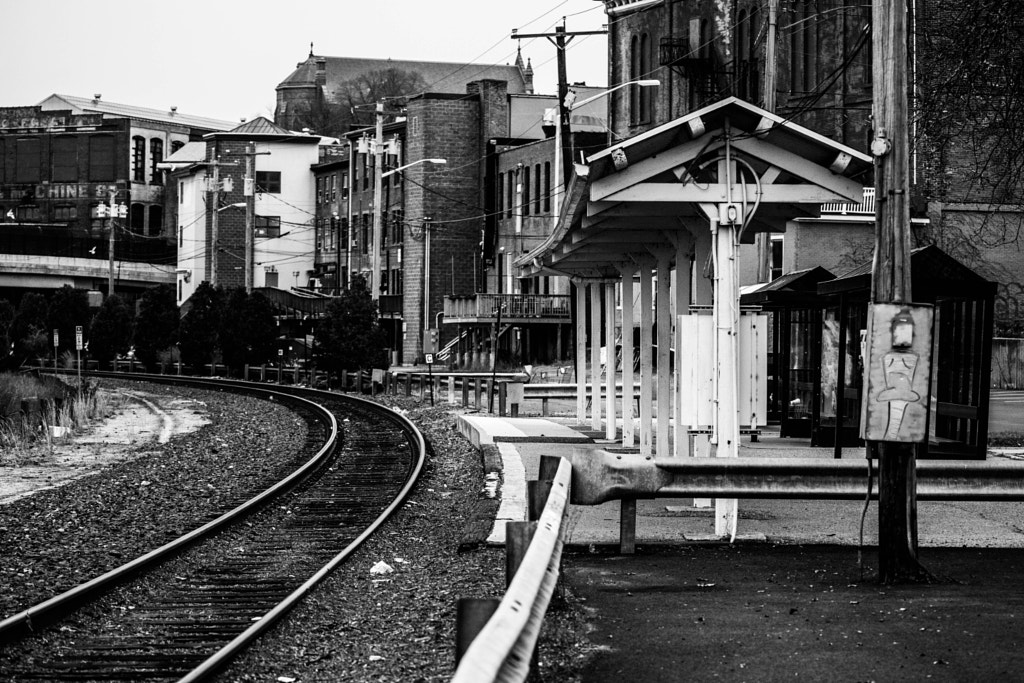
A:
[638,260,654,457]
[674,236,694,457]
[655,252,672,457]
[619,265,636,447]
[590,283,603,432]
[575,281,588,424]
[605,282,617,441]
[713,215,740,539]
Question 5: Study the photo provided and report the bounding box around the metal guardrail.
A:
[452,457,572,683]
[570,451,1024,506]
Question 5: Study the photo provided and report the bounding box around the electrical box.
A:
[423,328,439,354]
[860,303,934,442]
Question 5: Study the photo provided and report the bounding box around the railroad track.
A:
[0,376,426,682]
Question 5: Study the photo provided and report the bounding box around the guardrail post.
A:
[505,520,538,587]
[619,498,637,554]
[527,480,553,522]
[448,376,456,405]
[404,373,412,397]
[498,381,507,416]
[474,378,483,410]
[455,598,500,665]
[462,378,469,406]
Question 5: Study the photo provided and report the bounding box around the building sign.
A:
[0,183,122,201]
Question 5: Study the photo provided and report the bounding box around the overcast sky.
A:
[1,0,609,124]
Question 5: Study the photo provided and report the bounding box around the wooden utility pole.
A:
[871,0,925,583]
[245,144,255,293]
[210,150,221,288]
[756,0,780,283]
[371,100,385,301]
[511,22,607,187]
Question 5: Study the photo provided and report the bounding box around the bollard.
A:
[244,364,250,381]
[455,598,500,665]
[340,369,348,391]
[474,378,483,409]
[461,378,469,407]
[176,361,183,376]
[498,382,507,416]
[448,376,456,405]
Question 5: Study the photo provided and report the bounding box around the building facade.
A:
[166,118,328,305]
[0,96,232,303]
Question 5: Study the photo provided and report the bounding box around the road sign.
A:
[425,353,434,365]
[75,325,83,350]
[53,329,59,347]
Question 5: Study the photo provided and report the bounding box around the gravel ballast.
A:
[0,382,591,681]
[0,379,314,619]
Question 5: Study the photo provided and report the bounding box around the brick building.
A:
[0,96,232,302]
[601,0,1021,332]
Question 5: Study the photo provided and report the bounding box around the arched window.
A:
[130,203,145,232]
[132,136,145,182]
[148,205,163,236]
[149,138,163,185]
[639,33,652,123]
[630,34,641,125]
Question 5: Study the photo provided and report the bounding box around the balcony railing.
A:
[821,187,876,215]
[444,293,571,320]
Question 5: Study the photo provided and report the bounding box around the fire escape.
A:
[660,37,759,107]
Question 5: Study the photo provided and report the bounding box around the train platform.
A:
[456,413,1024,549]
[457,414,1024,682]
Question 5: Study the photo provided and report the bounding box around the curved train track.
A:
[0,375,426,682]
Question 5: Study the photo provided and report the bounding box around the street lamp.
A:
[551,80,660,223]
[372,158,447,302]
[381,158,447,178]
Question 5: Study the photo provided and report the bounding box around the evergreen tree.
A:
[0,299,14,361]
[46,286,90,357]
[315,274,389,374]
[219,288,249,376]
[243,291,279,366]
[134,284,179,371]
[179,283,224,373]
[89,294,133,367]
[10,292,50,364]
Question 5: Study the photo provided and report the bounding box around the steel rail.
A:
[179,385,427,682]
[0,376,338,645]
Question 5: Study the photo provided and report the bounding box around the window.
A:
[255,215,282,238]
[256,171,281,193]
[361,213,370,253]
[171,140,185,154]
[316,177,323,204]
[790,0,816,93]
[534,163,541,214]
[362,155,369,190]
[54,205,77,221]
[179,181,184,204]
[544,162,551,212]
[149,206,163,236]
[131,203,145,232]
[328,216,336,250]
[392,209,404,243]
[15,138,40,182]
[507,171,514,218]
[149,139,163,184]
[498,172,504,216]
[132,136,146,182]
[523,165,531,216]
[341,171,349,200]
[639,33,652,122]
[52,137,78,182]
[770,235,784,281]
[265,270,279,288]
[88,135,115,181]
[178,279,183,302]
[179,227,183,248]
[341,216,349,249]
[630,35,640,125]
[329,174,336,201]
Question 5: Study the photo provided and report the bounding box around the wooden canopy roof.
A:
[517,97,872,279]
